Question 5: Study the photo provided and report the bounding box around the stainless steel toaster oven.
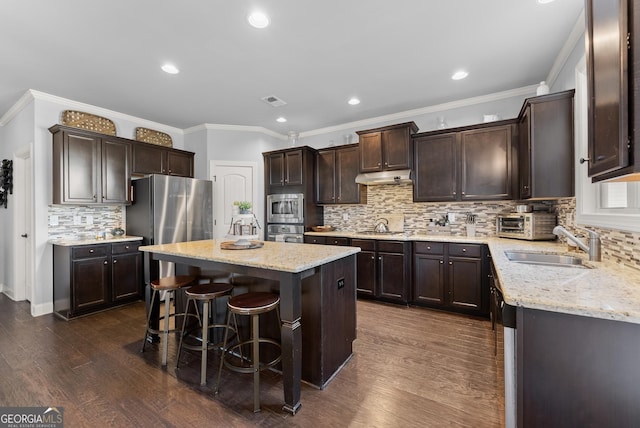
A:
[496,212,557,241]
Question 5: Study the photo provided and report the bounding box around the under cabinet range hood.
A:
[355,169,412,185]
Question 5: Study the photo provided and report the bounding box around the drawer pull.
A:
[427,246,431,250]
[462,248,467,252]
[125,245,129,249]
[89,249,94,253]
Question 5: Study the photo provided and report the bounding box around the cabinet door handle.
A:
[371,256,375,260]
[113,259,117,264]
[449,261,453,265]
[461,192,466,196]
[440,260,443,264]
[579,157,590,164]
[378,256,382,260]
[104,260,108,265]
[452,191,457,195]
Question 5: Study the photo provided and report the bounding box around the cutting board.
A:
[385,214,404,232]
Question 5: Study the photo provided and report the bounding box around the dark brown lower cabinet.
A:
[54,241,142,319]
[352,239,410,304]
[413,241,488,316]
[517,307,640,427]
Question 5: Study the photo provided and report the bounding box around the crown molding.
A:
[300,85,537,138]
[1,89,185,135]
[546,8,585,87]
[0,90,35,126]
[185,123,287,140]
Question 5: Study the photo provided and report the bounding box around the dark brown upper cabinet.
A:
[413,122,515,202]
[356,122,419,172]
[131,142,194,177]
[50,125,132,205]
[266,148,305,187]
[316,144,365,204]
[585,0,640,181]
[518,90,575,199]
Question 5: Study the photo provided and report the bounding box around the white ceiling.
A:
[0,0,584,134]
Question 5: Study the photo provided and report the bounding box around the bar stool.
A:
[215,292,282,412]
[176,282,234,386]
[141,275,196,366]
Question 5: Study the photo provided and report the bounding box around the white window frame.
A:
[575,57,640,232]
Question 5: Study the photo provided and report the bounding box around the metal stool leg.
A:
[176,296,196,368]
[252,313,260,412]
[200,299,210,386]
[161,290,174,366]
[215,310,233,394]
[141,289,158,352]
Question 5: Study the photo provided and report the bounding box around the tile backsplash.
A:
[323,183,525,236]
[323,184,639,270]
[48,205,124,239]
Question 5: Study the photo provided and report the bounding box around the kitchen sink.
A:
[504,251,589,268]
[356,230,404,235]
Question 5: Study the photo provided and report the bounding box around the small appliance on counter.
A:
[496,212,557,241]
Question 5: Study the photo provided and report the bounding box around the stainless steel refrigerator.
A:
[126,174,213,280]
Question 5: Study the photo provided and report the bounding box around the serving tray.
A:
[220,240,264,250]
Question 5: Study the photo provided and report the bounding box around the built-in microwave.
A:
[496,212,557,241]
[266,193,304,224]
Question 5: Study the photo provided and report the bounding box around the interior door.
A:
[13,146,33,302]
[210,161,257,239]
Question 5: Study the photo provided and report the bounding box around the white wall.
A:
[0,100,35,300]
[299,91,531,150]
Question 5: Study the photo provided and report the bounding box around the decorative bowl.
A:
[311,226,335,232]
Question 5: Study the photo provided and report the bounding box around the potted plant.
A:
[236,201,252,214]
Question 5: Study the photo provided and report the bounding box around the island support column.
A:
[278,271,302,414]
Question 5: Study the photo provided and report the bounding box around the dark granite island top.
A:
[139,239,361,415]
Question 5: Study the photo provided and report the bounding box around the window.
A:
[575,58,640,232]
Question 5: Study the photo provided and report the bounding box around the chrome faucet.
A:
[553,225,601,262]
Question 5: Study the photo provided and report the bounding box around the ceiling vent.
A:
[261,95,287,107]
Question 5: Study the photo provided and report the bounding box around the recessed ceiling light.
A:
[161,64,179,74]
[451,70,468,80]
[248,11,270,28]
[276,117,287,123]
[348,97,361,105]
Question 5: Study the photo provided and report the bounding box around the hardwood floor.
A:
[0,294,504,427]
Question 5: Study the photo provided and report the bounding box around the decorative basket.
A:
[60,110,117,136]
[135,127,173,147]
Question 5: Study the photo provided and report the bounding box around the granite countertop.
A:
[139,239,360,273]
[306,230,640,324]
[49,235,143,246]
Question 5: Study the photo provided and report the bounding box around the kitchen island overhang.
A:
[139,239,360,415]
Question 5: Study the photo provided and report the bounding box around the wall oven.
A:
[267,193,304,224]
[266,224,304,243]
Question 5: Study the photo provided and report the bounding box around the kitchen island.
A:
[139,239,360,415]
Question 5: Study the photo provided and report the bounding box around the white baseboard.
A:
[31,302,53,317]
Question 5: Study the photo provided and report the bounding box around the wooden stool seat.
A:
[151,275,196,291]
[177,282,234,386]
[216,292,281,412]
[185,283,233,300]
[228,292,279,315]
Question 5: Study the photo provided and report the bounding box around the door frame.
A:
[209,160,260,239]
[12,143,34,304]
